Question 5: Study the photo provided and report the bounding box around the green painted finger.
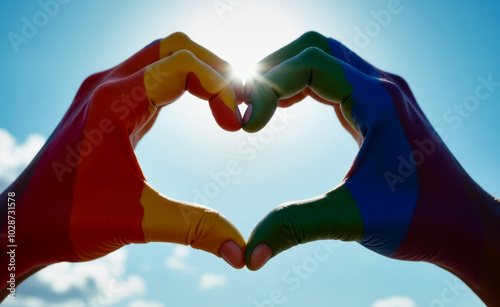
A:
[255,31,330,76]
[242,47,353,133]
[244,32,331,102]
[245,186,364,270]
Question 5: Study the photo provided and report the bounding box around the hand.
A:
[242,31,500,305]
[0,32,246,297]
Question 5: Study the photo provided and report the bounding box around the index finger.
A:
[145,50,242,131]
[109,32,244,102]
[243,31,330,102]
[242,47,357,133]
[159,33,243,102]
[244,31,379,102]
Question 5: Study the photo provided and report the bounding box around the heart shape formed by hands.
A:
[1,31,499,306]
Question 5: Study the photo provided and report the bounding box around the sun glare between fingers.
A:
[230,60,258,86]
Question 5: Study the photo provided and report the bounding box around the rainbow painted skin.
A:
[1,30,498,305]
[0,32,246,296]
[243,32,500,305]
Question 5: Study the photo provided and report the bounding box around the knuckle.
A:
[195,209,221,235]
[380,79,404,100]
[301,46,328,63]
[300,31,325,45]
[88,81,133,122]
[164,31,192,45]
[89,82,112,105]
[75,72,107,98]
[367,79,405,124]
[188,209,225,248]
[387,72,410,88]
[270,205,299,242]
[299,47,330,69]
[171,49,198,64]
[302,46,325,56]
[88,82,114,111]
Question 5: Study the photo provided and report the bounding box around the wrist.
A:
[437,176,500,306]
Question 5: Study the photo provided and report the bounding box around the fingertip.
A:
[249,244,272,271]
[242,104,264,133]
[219,240,245,269]
[209,95,241,132]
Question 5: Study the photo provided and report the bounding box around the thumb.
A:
[140,183,246,269]
[245,186,363,270]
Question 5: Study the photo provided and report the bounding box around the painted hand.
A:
[0,32,246,293]
[242,31,499,305]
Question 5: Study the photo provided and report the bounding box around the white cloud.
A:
[34,248,145,306]
[165,246,196,273]
[372,295,417,307]
[0,128,45,184]
[129,300,166,307]
[2,297,84,307]
[0,130,148,306]
[198,273,228,291]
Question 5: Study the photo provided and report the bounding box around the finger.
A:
[243,31,379,103]
[242,47,358,133]
[298,90,362,145]
[277,88,310,108]
[113,32,242,86]
[247,31,330,79]
[245,186,363,270]
[331,102,363,147]
[243,31,330,103]
[89,33,241,140]
[145,50,241,131]
[159,33,232,75]
[140,183,246,269]
[326,37,380,77]
[131,108,161,148]
[158,32,244,103]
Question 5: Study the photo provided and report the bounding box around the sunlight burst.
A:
[230,60,258,85]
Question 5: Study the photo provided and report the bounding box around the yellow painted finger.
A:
[140,183,246,268]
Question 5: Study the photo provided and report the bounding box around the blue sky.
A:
[1,1,499,306]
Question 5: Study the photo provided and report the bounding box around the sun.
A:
[229,60,258,85]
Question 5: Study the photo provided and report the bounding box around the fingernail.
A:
[250,244,272,270]
[242,104,253,125]
[219,240,244,269]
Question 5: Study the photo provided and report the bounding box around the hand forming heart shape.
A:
[1,31,499,305]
